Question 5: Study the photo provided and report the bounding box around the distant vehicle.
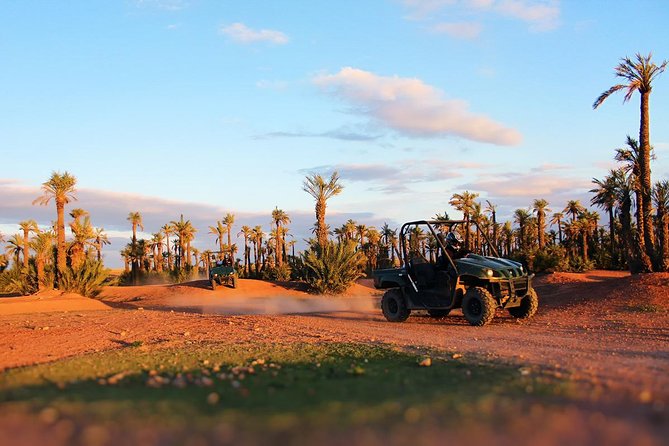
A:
[208,253,238,291]
[373,220,538,326]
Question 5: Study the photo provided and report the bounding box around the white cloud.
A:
[220,23,289,45]
[431,21,483,39]
[313,67,522,146]
[402,0,560,32]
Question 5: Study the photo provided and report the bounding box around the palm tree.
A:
[563,200,585,223]
[18,220,39,270]
[355,224,367,251]
[484,200,498,249]
[271,207,291,267]
[532,199,550,249]
[550,212,564,244]
[343,219,357,241]
[449,191,479,249]
[32,171,77,277]
[209,222,227,258]
[92,227,110,263]
[653,180,669,270]
[127,212,144,282]
[5,234,23,268]
[150,232,164,271]
[161,224,174,270]
[170,215,196,271]
[591,173,619,264]
[238,225,253,276]
[303,172,344,248]
[69,215,95,269]
[251,225,264,274]
[513,209,531,250]
[31,230,55,290]
[223,213,235,256]
[594,53,667,268]
[501,221,513,256]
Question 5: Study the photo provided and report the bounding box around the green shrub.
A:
[261,264,292,281]
[301,241,364,295]
[532,246,568,273]
[59,259,109,297]
[0,267,38,295]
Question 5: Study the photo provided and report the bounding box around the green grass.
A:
[625,303,664,313]
[0,342,570,438]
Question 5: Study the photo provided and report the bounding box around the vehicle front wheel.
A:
[508,289,539,319]
[462,287,496,326]
[231,275,238,289]
[210,278,217,291]
[381,289,410,322]
[427,309,450,319]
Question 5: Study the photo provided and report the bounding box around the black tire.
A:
[231,275,238,289]
[462,287,496,326]
[381,289,410,322]
[210,279,217,291]
[508,288,539,319]
[427,309,451,319]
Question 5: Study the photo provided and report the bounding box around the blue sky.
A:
[1,0,668,267]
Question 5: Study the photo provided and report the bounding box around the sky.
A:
[1,0,669,268]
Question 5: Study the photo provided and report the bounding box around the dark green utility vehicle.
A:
[373,220,538,326]
[209,253,238,290]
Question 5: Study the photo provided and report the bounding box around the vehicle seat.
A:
[411,258,436,288]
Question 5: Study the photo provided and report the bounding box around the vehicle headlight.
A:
[485,269,493,277]
[519,265,524,272]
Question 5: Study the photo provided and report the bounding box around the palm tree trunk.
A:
[22,230,30,270]
[639,91,656,267]
[316,199,327,248]
[608,207,616,265]
[56,200,66,276]
[36,257,45,291]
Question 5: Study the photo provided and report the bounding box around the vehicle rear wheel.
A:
[427,309,450,319]
[462,287,496,326]
[381,289,410,322]
[508,288,538,319]
[231,275,238,289]
[210,278,217,291]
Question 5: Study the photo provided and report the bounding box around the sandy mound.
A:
[0,290,111,316]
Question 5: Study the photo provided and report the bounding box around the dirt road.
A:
[1,271,668,405]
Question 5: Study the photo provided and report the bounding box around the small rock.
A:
[418,357,432,367]
[207,392,220,405]
[452,354,462,359]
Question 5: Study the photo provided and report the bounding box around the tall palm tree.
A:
[271,207,291,267]
[18,220,39,270]
[127,212,144,281]
[170,215,195,271]
[209,221,227,258]
[5,234,23,268]
[594,53,667,268]
[252,225,264,274]
[532,199,550,249]
[32,171,77,276]
[563,200,585,223]
[303,172,344,248]
[549,212,564,244]
[653,180,669,270]
[501,221,513,256]
[92,227,110,263]
[449,191,479,249]
[513,208,531,250]
[69,215,95,269]
[484,200,498,249]
[30,230,55,291]
[355,224,367,251]
[238,225,253,276]
[150,232,164,271]
[223,213,235,256]
[343,219,357,241]
[161,224,174,270]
